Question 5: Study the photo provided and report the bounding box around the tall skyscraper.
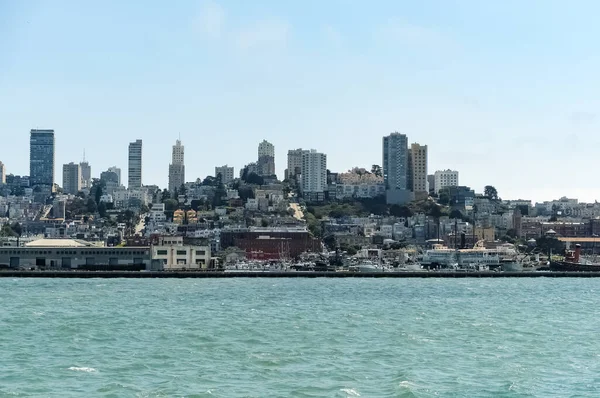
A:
[215,165,234,185]
[409,143,428,196]
[257,140,275,177]
[30,129,55,187]
[0,161,5,184]
[128,139,143,189]
[383,132,415,204]
[62,162,82,195]
[168,139,185,192]
[301,149,327,202]
[382,132,408,190]
[286,148,308,180]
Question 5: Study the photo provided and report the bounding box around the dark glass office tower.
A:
[30,129,55,187]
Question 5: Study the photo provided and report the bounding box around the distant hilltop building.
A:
[168,139,185,192]
[408,143,428,199]
[301,149,327,202]
[128,139,143,189]
[257,140,275,177]
[383,132,414,204]
[215,165,234,185]
[80,151,91,189]
[29,129,55,188]
[286,148,308,180]
[0,161,5,184]
[62,162,81,195]
[434,169,459,194]
[101,166,121,185]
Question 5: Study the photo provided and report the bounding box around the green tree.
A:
[98,202,107,218]
[390,204,413,218]
[536,236,565,255]
[90,179,106,205]
[484,185,499,200]
[241,167,249,182]
[190,199,201,211]
[371,165,383,177]
[86,198,98,214]
[0,224,16,237]
[10,222,22,237]
[202,176,218,186]
[163,199,178,212]
[161,189,171,202]
[245,173,264,186]
[437,188,450,206]
[238,186,255,201]
[213,184,227,208]
[449,209,463,220]
[323,235,337,250]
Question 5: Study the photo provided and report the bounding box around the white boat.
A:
[422,244,516,268]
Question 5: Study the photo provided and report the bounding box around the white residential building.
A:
[113,187,150,208]
[245,198,259,211]
[128,139,143,189]
[301,149,327,202]
[258,140,275,158]
[62,162,82,195]
[215,165,234,184]
[168,139,185,192]
[434,170,459,194]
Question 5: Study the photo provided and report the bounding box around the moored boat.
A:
[550,244,600,271]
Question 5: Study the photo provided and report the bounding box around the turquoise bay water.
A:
[2,279,600,397]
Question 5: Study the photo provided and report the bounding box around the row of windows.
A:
[155,250,207,256]
[0,249,148,256]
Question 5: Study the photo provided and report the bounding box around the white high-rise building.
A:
[168,139,185,192]
[215,165,234,185]
[258,140,275,158]
[128,139,143,189]
[301,149,327,202]
[257,140,275,177]
[62,162,82,195]
[0,161,5,184]
[434,169,459,194]
[286,148,308,180]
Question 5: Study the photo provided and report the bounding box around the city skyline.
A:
[3,1,600,202]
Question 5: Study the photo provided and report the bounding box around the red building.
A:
[220,227,321,260]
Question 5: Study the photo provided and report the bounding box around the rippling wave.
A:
[1,278,599,397]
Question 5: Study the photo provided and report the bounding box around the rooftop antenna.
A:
[83,149,86,162]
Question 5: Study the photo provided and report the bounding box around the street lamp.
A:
[593,234,598,256]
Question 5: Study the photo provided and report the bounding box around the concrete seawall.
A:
[2,271,600,278]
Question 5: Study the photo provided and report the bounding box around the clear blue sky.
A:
[1,0,600,203]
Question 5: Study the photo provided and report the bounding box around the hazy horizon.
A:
[2,0,600,204]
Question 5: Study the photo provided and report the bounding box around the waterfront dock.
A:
[2,270,600,278]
